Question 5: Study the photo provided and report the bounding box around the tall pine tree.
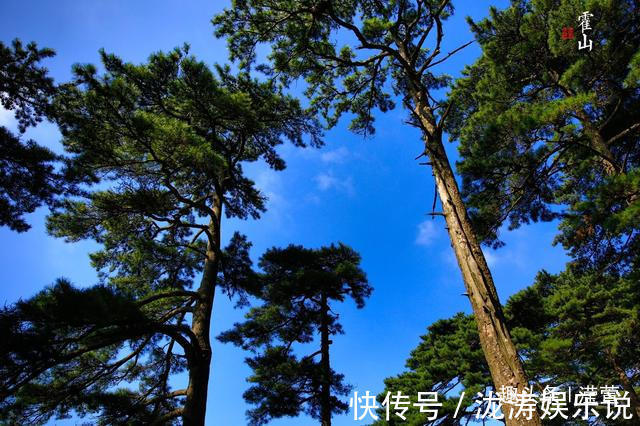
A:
[446,2,640,417]
[0,46,321,425]
[219,243,372,426]
[214,4,538,423]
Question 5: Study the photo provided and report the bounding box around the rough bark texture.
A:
[320,292,332,426]
[410,89,541,425]
[430,139,539,425]
[182,196,222,426]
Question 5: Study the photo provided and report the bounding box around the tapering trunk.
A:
[410,91,541,425]
[428,137,539,425]
[320,292,332,426]
[183,196,222,426]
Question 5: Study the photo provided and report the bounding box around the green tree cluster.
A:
[0,39,63,232]
[377,267,640,424]
[1,0,638,424]
[214,3,538,423]
[219,243,371,426]
[449,0,639,264]
[0,46,323,425]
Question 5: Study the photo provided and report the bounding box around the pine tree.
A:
[213,4,538,423]
[376,267,640,423]
[446,2,640,418]
[0,46,320,425]
[371,313,491,425]
[219,243,372,426]
[448,0,639,267]
[0,39,63,231]
[532,269,640,419]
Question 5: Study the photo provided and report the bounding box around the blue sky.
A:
[0,1,568,425]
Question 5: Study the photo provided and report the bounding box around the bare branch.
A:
[421,39,474,75]
[606,121,640,145]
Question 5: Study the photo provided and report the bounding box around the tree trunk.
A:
[549,71,620,176]
[576,110,620,176]
[183,196,222,426]
[579,117,639,202]
[410,91,541,425]
[320,292,332,426]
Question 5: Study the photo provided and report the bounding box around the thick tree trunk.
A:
[320,292,332,426]
[410,90,541,425]
[183,196,222,426]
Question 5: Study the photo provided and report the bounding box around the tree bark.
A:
[182,195,222,426]
[579,117,640,202]
[549,70,620,176]
[320,291,332,426]
[576,110,620,176]
[410,91,541,425]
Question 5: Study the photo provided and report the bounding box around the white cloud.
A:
[0,105,15,127]
[483,249,499,267]
[245,167,294,231]
[481,245,530,270]
[320,146,349,164]
[415,220,438,246]
[314,172,355,196]
[254,168,284,210]
[315,173,338,190]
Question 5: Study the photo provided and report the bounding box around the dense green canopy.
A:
[0,39,63,232]
[448,0,639,262]
[0,46,321,425]
[219,243,371,425]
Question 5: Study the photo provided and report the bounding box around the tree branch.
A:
[137,290,199,307]
[606,121,640,146]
